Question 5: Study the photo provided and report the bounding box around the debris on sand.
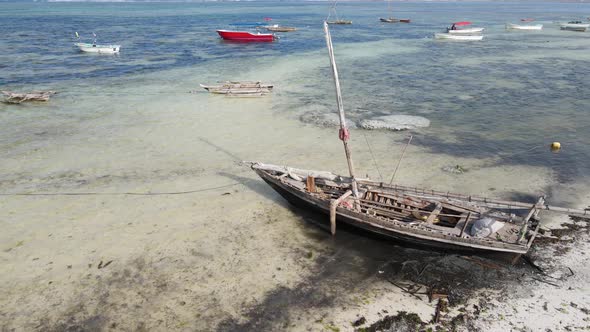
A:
[351,316,366,327]
[442,164,467,174]
[355,311,425,332]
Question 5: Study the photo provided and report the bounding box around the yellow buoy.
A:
[550,142,561,151]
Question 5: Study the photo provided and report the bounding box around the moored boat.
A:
[200,82,272,95]
[326,1,351,25]
[380,18,411,23]
[75,42,120,54]
[1,90,57,104]
[379,0,410,23]
[447,21,484,34]
[447,27,484,34]
[560,21,590,32]
[200,81,273,91]
[74,32,120,54]
[216,30,275,42]
[327,20,352,25]
[265,25,297,32]
[434,33,483,41]
[506,23,543,31]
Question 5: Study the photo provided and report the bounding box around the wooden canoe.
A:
[380,18,411,23]
[327,20,352,25]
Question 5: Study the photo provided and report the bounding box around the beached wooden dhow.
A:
[249,22,589,256]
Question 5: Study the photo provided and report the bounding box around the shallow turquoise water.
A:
[1,1,590,189]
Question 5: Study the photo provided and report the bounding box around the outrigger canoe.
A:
[200,81,273,95]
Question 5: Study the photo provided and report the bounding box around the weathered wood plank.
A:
[426,203,443,224]
[306,176,316,193]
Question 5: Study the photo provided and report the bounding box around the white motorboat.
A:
[434,33,483,41]
[560,21,590,32]
[74,42,120,54]
[506,23,543,31]
[74,32,120,54]
[447,27,485,34]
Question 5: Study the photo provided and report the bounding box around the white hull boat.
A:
[447,27,484,34]
[75,42,120,54]
[434,33,483,41]
[506,23,543,31]
[560,23,589,32]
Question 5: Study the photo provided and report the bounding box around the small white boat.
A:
[75,42,120,54]
[434,33,483,41]
[506,23,543,31]
[560,22,590,32]
[447,27,485,34]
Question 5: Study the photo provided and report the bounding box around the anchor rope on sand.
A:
[0,182,240,197]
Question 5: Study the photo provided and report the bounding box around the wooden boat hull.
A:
[74,43,120,54]
[506,23,543,30]
[199,82,273,95]
[265,26,297,32]
[253,165,533,254]
[207,88,271,95]
[327,20,352,25]
[216,30,275,42]
[434,33,483,41]
[380,18,411,23]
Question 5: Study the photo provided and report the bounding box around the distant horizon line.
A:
[5,0,590,3]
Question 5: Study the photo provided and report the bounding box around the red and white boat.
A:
[447,21,484,34]
[216,30,275,42]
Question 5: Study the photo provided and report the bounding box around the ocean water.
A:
[1,0,590,197]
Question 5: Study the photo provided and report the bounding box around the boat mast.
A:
[388,0,392,17]
[329,0,339,21]
[323,22,359,198]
